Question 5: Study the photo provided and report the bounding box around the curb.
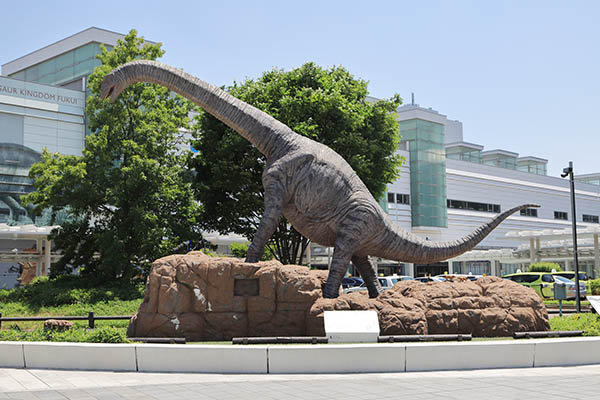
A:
[1,337,599,374]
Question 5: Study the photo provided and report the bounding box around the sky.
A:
[1,0,598,177]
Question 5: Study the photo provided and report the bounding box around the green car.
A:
[503,272,587,299]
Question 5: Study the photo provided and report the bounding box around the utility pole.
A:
[561,161,581,313]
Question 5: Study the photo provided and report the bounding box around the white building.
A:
[352,103,600,278]
[0,28,128,287]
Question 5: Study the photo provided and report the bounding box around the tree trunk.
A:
[269,219,310,266]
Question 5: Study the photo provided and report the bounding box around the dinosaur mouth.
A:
[103,86,115,100]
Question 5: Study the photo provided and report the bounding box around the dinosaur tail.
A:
[100,60,297,158]
[376,203,539,264]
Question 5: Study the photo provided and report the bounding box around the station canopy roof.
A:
[0,224,58,240]
[505,225,600,241]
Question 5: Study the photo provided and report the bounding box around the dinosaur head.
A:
[100,69,124,103]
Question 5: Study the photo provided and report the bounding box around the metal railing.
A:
[0,312,132,329]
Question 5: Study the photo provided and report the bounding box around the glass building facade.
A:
[516,161,547,175]
[7,43,111,89]
[481,152,517,169]
[445,145,482,163]
[0,76,85,226]
[399,119,447,228]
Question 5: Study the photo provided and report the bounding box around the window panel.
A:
[387,192,395,203]
[554,211,568,220]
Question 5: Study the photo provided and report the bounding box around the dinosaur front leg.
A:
[246,181,284,263]
[351,255,383,298]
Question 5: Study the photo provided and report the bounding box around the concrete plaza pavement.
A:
[1,365,599,399]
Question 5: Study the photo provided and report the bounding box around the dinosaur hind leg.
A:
[322,208,379,298]
[351,255,383,298]
[322,247,352,298]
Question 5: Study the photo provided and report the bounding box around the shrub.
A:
[550,313,600,336]
[590,279,600,296]
[529,262,562,273]
[0,326,130,343]
[0,275,144,309]
[229,242,274,261]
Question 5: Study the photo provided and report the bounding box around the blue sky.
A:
[1,0,598,178]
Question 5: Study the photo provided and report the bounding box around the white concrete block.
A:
[23,342,137,371]
[406,341,535,371]
[0,342,24,368]
[324,311,379,343]
[587,296,600,315]
[268,344,405,373]
[534,337,600,367]
[136,344,268,373]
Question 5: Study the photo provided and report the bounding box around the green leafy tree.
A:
[191,63,403,265]
[23,30,201,281]
[229,242,274,261]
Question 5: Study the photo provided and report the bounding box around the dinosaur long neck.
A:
[375,204,536,264]
[111,60,298,159]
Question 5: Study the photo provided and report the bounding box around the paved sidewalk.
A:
[1,364,599,399]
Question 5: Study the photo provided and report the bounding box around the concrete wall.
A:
[1,338,599,373]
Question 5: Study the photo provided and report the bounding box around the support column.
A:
[406,263,415,278]
[594,234,599,279]
[529,238,535,266]
[44,239,51,276]
[35,239,42,277]
[492,260,500,277]
[535,238,541,262]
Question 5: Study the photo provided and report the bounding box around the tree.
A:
[23,30,201,282]
[529,263,562,273]
[191,63,403,265]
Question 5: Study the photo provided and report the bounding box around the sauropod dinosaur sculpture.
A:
[101,60,539,298]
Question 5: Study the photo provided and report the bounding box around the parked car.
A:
[342,277,364,289]
[434,274,483,282]
[503,272,587,299]
[343,275,412,294]
[415,276,447,283]
[552,271,589,281]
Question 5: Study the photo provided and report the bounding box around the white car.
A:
[343,275,412,294]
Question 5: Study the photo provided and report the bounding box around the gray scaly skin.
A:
[101,60,539,299]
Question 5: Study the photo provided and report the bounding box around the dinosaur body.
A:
[101,60,538,298]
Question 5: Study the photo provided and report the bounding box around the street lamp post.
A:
[561,161,581,313]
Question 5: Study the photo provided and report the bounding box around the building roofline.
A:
[576,172,600,178]
[481,149,519,158]
[517,156,548,164]
[444,141,484,151]
[2,27,156,76]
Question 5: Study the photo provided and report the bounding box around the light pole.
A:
[561,161,581,313]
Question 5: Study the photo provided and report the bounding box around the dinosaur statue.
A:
[101,60,539,299]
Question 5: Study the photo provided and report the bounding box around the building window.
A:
[447,199,500,213]
[554,211,568,220]
[387,192,395,203]
[520,208,538,217]
[583,214,599,223]
[396,194,410,205]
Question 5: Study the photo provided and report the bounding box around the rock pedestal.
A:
[128,252,328,341]
[127,252,549,340]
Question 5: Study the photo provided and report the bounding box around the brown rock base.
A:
[128,252,549,341]
[44,319,74,332]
